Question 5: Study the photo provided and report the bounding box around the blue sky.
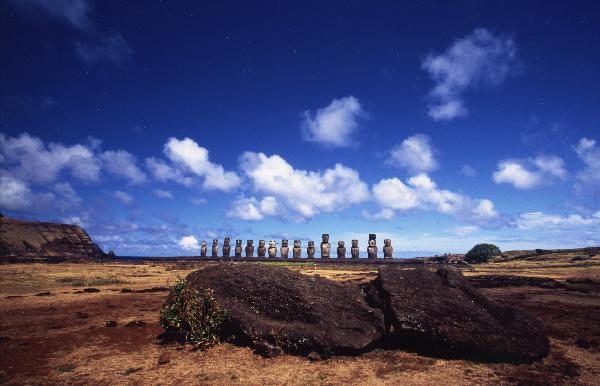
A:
[1,0,599,256]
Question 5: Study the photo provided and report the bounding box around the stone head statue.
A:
[351,239,358,247]
[368,239,376,247]
[212,239,218,246]
[308,241,314,247]
[338,241,345,247]
[384,239,391,246]
[236,239,242,246]
[294,240,301,248]
[322,234,329,243]
[259,240,265,247]
[269,240,276,248]
[282,239,288,247]
[247,240,253,246]
[224,237,230,245]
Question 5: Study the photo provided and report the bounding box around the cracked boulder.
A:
[372,266,550,363]
[183,264,385,357]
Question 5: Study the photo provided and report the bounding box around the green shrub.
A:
[160,278,228,348]
[464,243,501,263]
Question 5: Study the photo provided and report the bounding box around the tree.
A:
[464,243,501,264]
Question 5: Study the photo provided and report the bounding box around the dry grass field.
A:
[1,253,599,385]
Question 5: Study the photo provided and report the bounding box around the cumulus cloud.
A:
[145,157,194,187]
[301,96,366,147]
[372,173,498,224]
[574,137,600,196]
[178,235,200,250]
[153,189,173,199]
[422,28,518,121]
[160,137,241,192]
[387,134,437,173]
[0,175,32,211]
[113,190,133,205]
[493,155,566,189]
[238,152,369,220]
[100,150,146,185]
[0,132,101,184]
[227,196,280,221]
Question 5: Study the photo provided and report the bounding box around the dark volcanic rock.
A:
[373,266,550,363]
[184,264,385,357]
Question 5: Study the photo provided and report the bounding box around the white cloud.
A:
[0,175,32,211]
[301,96,365,147]
[153,189,173,199]
[0,133,101,184]
[422,28,518,121]
[178,235,200,251]
[450,225,480,236]
[162,137,241,192]
[362,208,395,221]
[113,190,133,205]
[387,134,437,173]
[101,150,146,185]
[372,173,498,224]
[460,164,476,177]
[574,137,600,195]
[227,196,280,221]
[145,157,194,187]
[514,211,599,229]
[238,152,369,220]
[493,155,566,190]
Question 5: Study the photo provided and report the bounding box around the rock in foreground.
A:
[182,264,385,357]
[373,266,550,363]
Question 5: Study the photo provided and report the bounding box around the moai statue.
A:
[211,239,218,257]
[337,241,346,259]
[351,239,359,259]
[307,241,316,258]
[245,240,254,257]
[293,240,302,258]
[280,239,289,258]
[200,241,207,257]
[235,239,242,257]
[383,239,393,259]
[258,240,266,257]
[268,240,277,258]
[367,234,377,259]
[321,234,331,258]
[223,237,231,257]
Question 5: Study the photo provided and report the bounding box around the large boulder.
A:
[182,264,385,357]
[372,266,550,363]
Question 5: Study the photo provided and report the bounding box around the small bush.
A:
[57,275,127,286]
[464,243,501,264]
[160,278,228,348]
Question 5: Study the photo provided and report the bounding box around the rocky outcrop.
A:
[370,266,550,363]
[0,217,104,261]
[183,264,385,357]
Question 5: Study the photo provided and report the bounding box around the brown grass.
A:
[0,255,599,385]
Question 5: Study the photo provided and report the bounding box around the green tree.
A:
[464,243,501,263]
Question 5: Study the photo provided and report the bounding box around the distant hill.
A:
[0,217,105,261]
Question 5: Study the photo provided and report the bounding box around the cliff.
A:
[0,217,105,261]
